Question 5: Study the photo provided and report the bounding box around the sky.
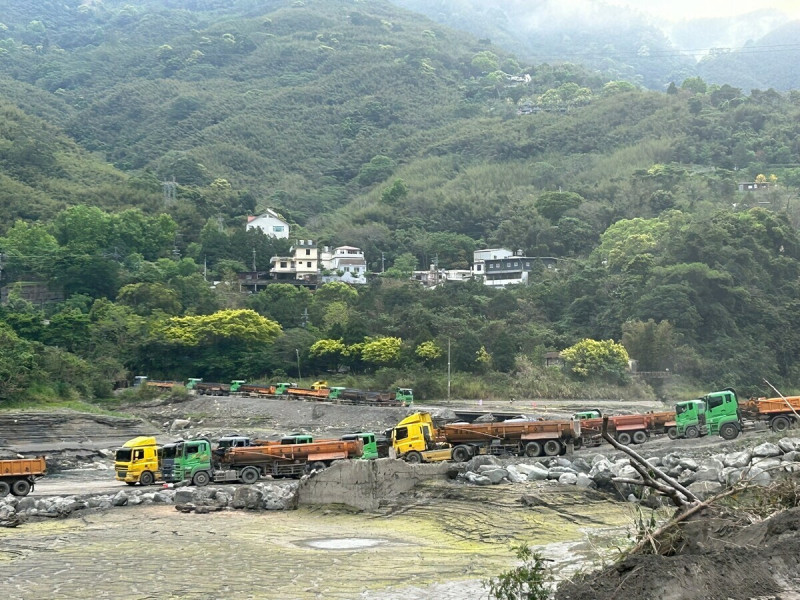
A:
[609,0,800,21]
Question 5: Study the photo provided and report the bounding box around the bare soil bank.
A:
[557,506,800,600]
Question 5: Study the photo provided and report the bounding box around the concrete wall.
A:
[297,458,450,511]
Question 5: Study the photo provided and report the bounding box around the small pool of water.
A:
[305,537,389,550]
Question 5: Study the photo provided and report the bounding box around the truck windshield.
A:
[162,445,178,459]
[676,404,688,415]
[115,449,132,462]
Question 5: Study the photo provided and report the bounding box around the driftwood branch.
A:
[601,416,700,505]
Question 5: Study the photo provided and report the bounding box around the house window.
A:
[307,262,312,268]
[280,262,287,268]
[525,262,530,267]
[476,264,482,271]
[306,249,311,256]
[273,226,284,232]
[344,266,350,272]
[513,261,518,267]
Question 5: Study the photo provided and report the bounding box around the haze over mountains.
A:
[389,0,800,90]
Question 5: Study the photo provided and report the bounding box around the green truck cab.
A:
[574,410,602,420]
[395,388,414,406]
[675,389,741,440]
[274,382,295,395]
[161,439,214,486]
[341,432,379,459]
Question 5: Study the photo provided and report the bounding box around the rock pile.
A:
[456,438,800,502]
[0,481,298,527]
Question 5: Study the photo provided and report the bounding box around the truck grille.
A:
[116,470,127,478]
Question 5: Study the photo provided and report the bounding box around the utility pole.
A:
[447,338,452,401]
[381,252,385,273]
[203,256,207,281]
[295,349,301,380]
[252,248,257,271]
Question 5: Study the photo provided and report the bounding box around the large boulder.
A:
[558,473,578,485]
[571,457,593,474]
[111,491,129,507]
[465,455,500,472]
[752,442,782,458]
[505,465,528,483]
[679,458,699,471]
[778,438,800,453]
[575,474,596,489]
[723,451,752,469]
[515,463,550,481]
[260,483,298,510]
[662,453,682,469]
[694,458,724,483]
[687,481,723,500]
[483,469,509,485]
[231,486,263,509]
[465,472,492,486]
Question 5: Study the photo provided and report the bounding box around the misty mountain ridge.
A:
[389,0,800,90]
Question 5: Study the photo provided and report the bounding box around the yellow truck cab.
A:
[390,412,453,463]
[115,436,161,486]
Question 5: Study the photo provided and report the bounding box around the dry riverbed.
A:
[1,480,634,600]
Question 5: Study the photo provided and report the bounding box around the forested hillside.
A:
[1,0,800,404]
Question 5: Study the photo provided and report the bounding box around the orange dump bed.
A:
[286,388,330,399]
[439,419,580,443]
[0,457,47,478]
[223,439,362,465]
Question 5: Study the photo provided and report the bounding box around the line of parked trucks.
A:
[6,388,798,497]
[134,377,414,407]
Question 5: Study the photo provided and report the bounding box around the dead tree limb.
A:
[601,416,700,504]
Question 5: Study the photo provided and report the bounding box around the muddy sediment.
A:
[0,482,633,600]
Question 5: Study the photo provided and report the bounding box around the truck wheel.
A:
[719,422,740,440]
[524,441,542,457]
[685,426,699,439]
[311,461,327,472]
[452,445,472,463]
[240,467,260,484]
[405,451,423,464]
[771,416,791,433]
[632,431,648,444]
[0,481,9,496]
[667,427,678,440]
[543,440,562,456]
[616,432,632,445]
[572,438,583,450]
[125,482,137,486]
[11,479,31,497]
[139,471,154,486]
[192,471,210,487]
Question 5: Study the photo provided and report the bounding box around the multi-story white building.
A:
[269,239,319,282]
[472,248,513,279]
[319,246,368,285]
[246,209,290,239]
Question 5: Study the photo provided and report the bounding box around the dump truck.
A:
[237,383,277,397]
[390,412,581,463]
[115,436,161,486]
[573,410,650,445]
[738,396,800,432]
[0,457,46,497]
[333,388,401,406]
[341,432,379,460]
[161,436,363,485]
[193,380,245,395]
[643,410,678,438]
[285,386,331,400]
[674,388,741,440]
